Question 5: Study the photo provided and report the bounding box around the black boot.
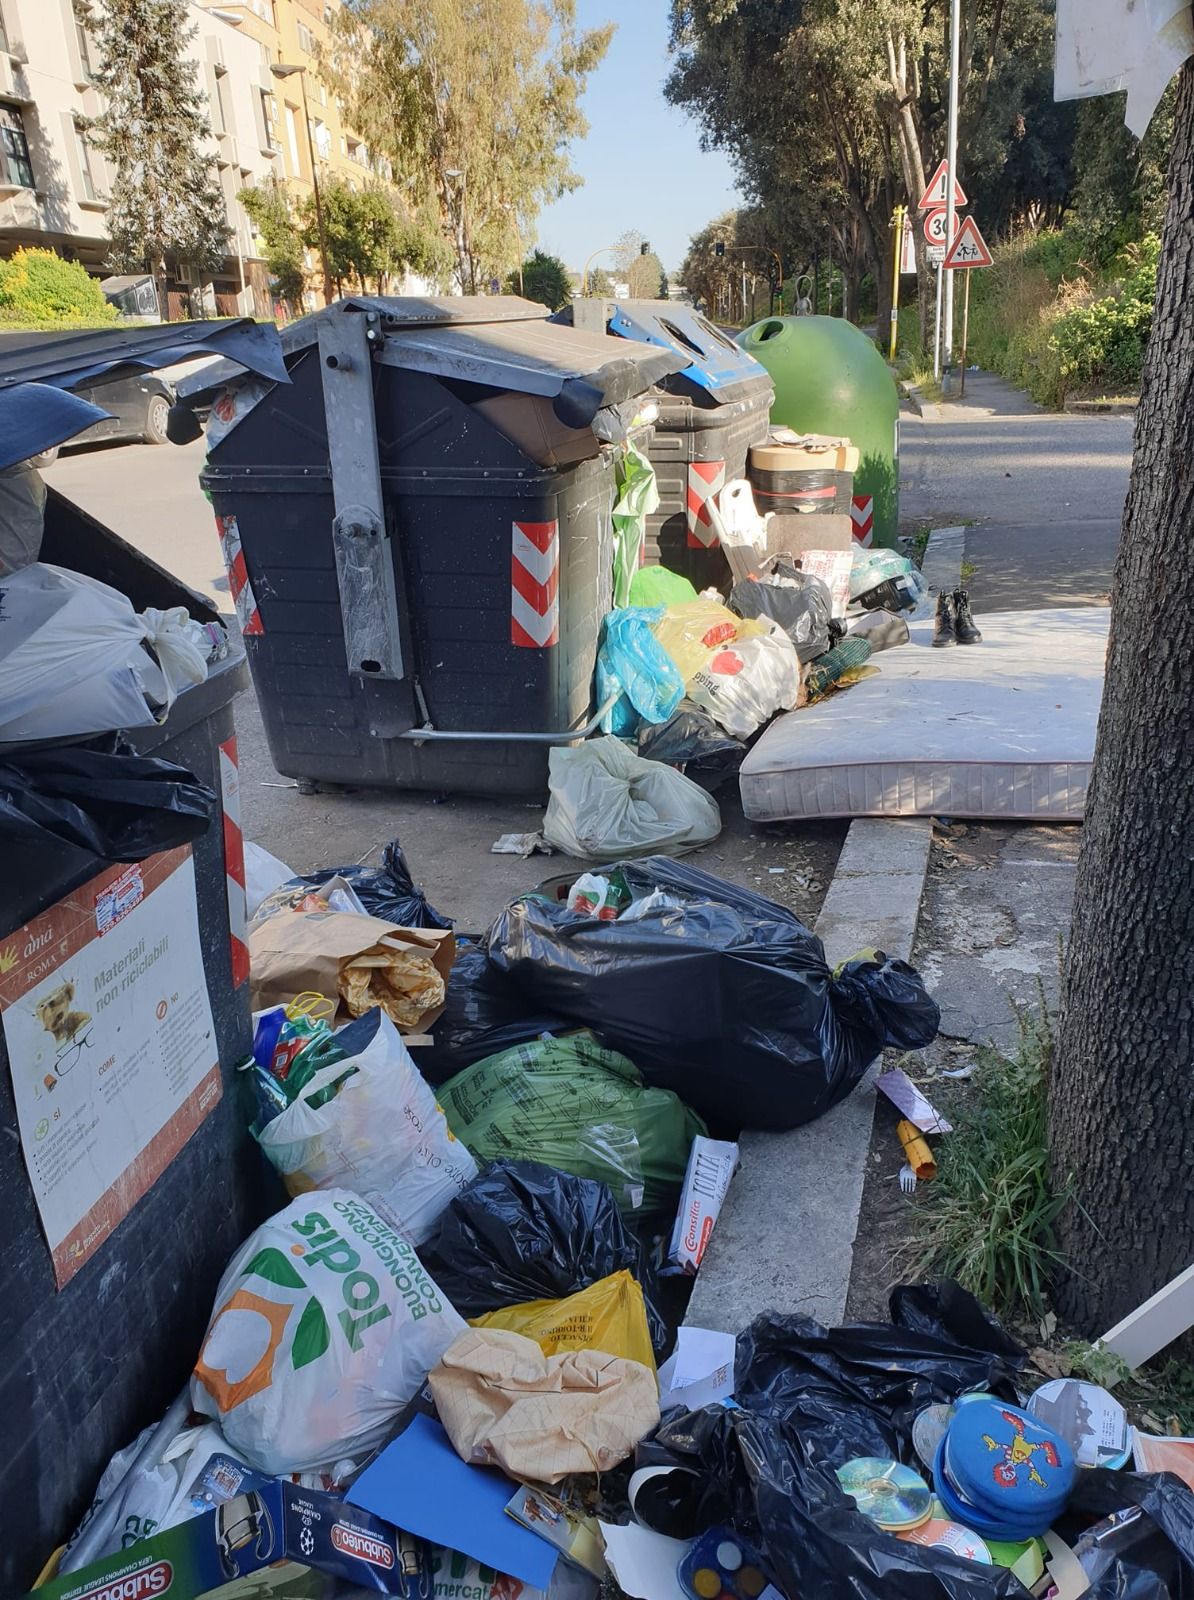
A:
[933,592,956,647]
[953,588,982,644]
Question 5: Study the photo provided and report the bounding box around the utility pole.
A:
[942,0,961,372]
[889,205,906,361]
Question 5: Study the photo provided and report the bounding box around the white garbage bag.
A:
[685,616,801,738]
[254,1008,477,1244]
[244,841,296,918]
[191,1189,466,1475]
[0,563,209,740]
[543,735,721,860]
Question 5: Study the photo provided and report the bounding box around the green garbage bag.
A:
[629,563,698,610]
[439,1033,706,1216]
[612,442,660,608]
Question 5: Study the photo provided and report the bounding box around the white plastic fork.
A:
[898,1163,917,1194]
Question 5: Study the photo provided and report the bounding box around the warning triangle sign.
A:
[943,215,993,270]
[917,159,967,211]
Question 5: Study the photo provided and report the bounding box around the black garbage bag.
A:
[486,857,939,1133]
[270,837,452,929]
[416,1159,671,1358]
[416,941,569,1086]
[1063,1471,1194,1598]
[638,702,747,793]
[0,744,214,862]
[732,1282,1027,1470]
[728,563,833,663]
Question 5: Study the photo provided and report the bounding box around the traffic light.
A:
[640,241,650,255]
[714,240,725,257]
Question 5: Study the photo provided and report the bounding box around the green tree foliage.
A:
[0,248,116,325]
[668,0,1062,335]
[328,0,612,294]
[79,0,228,314]
[1069,90,1173,258]
[585,265,614,296]
[239,179,307,312]
[508,248,571,309]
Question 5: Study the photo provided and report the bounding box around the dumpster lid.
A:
[0,318,288,469]
[604,299,769,403]
[313,296,685,425]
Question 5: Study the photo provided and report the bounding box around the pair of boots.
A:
[933,588,982,647]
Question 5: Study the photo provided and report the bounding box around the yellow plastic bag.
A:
[651,599,765,682]
[469,1269,656,1373]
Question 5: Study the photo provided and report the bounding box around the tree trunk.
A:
[1049,60,1194,1336]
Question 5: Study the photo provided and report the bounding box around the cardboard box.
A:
[765,512,855,556]
[31,1481,407,1600]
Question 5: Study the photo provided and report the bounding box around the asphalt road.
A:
[900,368,1133,608]
[43,435,226,606]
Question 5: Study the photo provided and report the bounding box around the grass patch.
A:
[914,985,1067,1321]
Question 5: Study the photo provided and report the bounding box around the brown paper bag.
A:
[249,910,455,1032]
[429,1327,660,1484]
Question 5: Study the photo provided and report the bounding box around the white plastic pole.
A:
[942,0,961,366]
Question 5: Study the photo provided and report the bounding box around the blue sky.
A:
[533,0,742,276]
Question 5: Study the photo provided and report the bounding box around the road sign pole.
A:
[943,0,961,368]
[960,269,972,397]
[889,206,904,361]
[933,261,944,380]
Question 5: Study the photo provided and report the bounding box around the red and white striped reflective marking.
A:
[686,459,726,548]
[215,513,264,637]
[511,519,560,648]
[851,494,875,546]
[218,736,250,987]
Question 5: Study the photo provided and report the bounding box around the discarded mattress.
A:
[740,607,1109,822]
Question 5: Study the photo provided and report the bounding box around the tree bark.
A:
[1049,61,1194,1335]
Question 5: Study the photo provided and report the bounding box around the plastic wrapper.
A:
[417,940,567,1086]
[0,459,45,576]
[437,1033,706,1216]
[191,1189,465,1475]
[486,859,940,1134]
[0,742,214,861]
[728,565,833,663]
[416,1159,670,1357]
[650,599,763,683]
[596,605,685,735]
[637,702,746,792]
[543,736,721,860]
[252,837,451,930]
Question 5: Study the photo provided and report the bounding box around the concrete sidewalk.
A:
[900,368,1131,610]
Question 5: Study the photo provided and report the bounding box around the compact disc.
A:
[836,1458,933,1530]
[899,1518,993,1563]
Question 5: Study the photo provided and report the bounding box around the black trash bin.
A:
[560,298,774,586]
[195,296,682,798]
[0,322,285,1593]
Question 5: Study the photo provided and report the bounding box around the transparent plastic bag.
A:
[543,736,721,860]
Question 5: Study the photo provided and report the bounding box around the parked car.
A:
[29,372,174,465]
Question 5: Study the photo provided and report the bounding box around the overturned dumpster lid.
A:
[285,296,685,429]
[560,297,770,405]
[0,318,288,469]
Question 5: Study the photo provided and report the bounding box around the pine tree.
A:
[81,0,228,317]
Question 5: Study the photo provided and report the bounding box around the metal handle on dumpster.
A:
[317,312,407,685]
[398,693,620,744]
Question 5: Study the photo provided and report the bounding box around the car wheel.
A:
[143,393,170,444]
[27,446,59,468]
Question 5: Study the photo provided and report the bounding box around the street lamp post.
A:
[271,62,332,305]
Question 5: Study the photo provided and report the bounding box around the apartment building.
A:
[0,0,389,317]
